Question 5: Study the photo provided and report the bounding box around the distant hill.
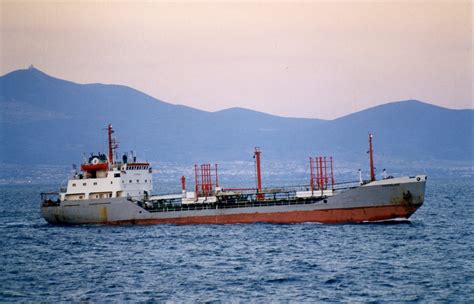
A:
[0,67,472,166]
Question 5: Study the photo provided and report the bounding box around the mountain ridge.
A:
[1,67,472,165]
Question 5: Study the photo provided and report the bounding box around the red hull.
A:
[106,204,420,225]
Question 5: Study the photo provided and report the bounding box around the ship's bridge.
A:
[62,161,153,202]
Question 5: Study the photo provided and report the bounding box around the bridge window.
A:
[114,173,120,178]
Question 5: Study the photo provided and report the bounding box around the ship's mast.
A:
[107,124,117,165]
[369,133,375,182]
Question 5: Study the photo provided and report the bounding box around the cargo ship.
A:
[41,125,426,225]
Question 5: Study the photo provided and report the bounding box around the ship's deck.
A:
[142,196,326,213]
[139,182,362,213]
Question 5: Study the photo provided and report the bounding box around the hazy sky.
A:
[1,1,472,119]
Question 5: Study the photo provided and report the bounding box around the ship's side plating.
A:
[41,175,426,225]
[40,126,427,225]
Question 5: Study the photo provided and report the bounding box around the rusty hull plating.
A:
[41,175,427,225]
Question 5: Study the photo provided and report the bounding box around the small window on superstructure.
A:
[83,183,86,186]
[136,179,139,183]
[72,183,76,187]
[145,179,147,183]
[79,196,83,199]
[110,181,113,184]
[93,182,97,186]
[114,173,120,178]
[129,180,132,183]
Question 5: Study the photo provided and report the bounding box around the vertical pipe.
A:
[107,124,114,165]
[181,176,186,191]
[208,164,212,193]
[319,157,324,191]
[315,156,319,189]
[194,164,199,199]
[330,156,334,190]
[369,133,376,182]
[324,156,328,189]
[215,164,219,188]
[201,164,206,194]
[254,147,263,200]
[309,157,314,191]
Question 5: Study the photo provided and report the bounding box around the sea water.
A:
[0,178,473,302]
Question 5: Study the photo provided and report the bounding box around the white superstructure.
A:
[61,163,153,201]
[59,124,153,202]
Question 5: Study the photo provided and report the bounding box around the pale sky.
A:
[1,1,472,119]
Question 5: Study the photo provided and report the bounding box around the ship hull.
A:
[41,176,426,225]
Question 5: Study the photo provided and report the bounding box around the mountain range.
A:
[0,67,472,167]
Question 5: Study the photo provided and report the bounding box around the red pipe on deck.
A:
[254,147,263,200]
[319,157,324,191]
[324,156,328,189]
[194,164,199,197]
[181,176,186,191]
[369,133,376,182]
[330,156,334,190]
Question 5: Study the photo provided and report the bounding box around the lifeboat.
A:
[81,155,109,171]
[80,162,108,171]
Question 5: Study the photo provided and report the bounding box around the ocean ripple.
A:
[0,178,473,302]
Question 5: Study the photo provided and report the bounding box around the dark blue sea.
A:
[0,177,473,302]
